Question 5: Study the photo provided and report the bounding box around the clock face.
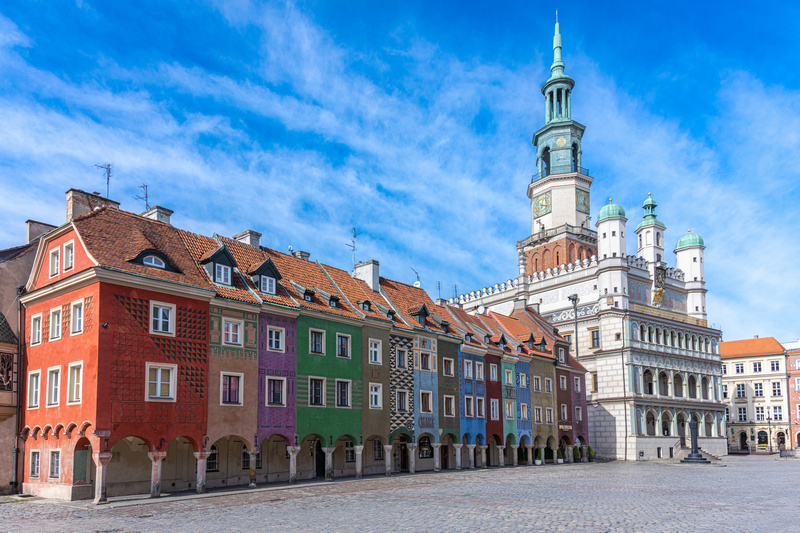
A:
[556,137,567,147]
[575,189,590,214]
[533,191,552,218]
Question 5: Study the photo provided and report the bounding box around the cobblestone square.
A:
[1,455,797,532]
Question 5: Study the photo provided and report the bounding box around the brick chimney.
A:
[293,250,310,261]
[233,229,261,248]
[353,259,380,292]
[26,220,57,243]
[66,189,120,221]
[141,206,174,225]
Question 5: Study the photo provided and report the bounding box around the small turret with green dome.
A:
[636,193,666,231]
[597,198,626,221]
[675,229,705,251]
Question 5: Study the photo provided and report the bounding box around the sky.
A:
[0,1,798,343]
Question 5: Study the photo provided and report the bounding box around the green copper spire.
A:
[549,12,566,80]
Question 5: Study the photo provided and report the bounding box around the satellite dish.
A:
[478,305,486,314]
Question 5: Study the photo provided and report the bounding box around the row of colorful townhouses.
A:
[13,189,589,502]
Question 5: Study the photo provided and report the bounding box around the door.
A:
[442,445,449,470]
[740,432,748,450]
[315,440,325,478]
[678,417,686,446]
[399,441,408,472]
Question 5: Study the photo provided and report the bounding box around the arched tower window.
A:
[572,144,578,172]
[542,148,551,177]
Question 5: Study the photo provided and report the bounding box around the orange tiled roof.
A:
[318,263,395,324]
[720,337,785,358]
[379,278,448,335]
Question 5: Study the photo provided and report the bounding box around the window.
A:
[420,352,431,370]
[150,302,175,335]
[31,314,42,345]
[772,382,782,397]
[736,383,746,398]
[735,363,744,374]
[242,447,254,470]
[534,406,542,423]
[418,436,433,459]
[397,390,407,411]
[336,334,351,358]
[465,396,474,417]
[207,445,219,472]
[591,330,600,348]
[476,397,485,418]
[574,376,581,392]
[369,384,382,409]
[336,380,350,407]
[754,383,763,397]
[504,369,513,385]
[564,334,572,345]
[268,378,286,406]
[521,403,529,420]
[725,408,730,422]
[49,248,59,277]
[575,406,582,422]
[147,363,176,400]
[560,375,567,390]
[220,373,242,404]
[444,395,455,417]
[60,242,75,272]
[420,391,432,413]
[70,301,83,335]
[545,378,553,393]
[753,362,762,373]
[520,374,527,388]
[143,255,165,269]
[561,403,568,420]
[505,400,514,419]
[260,275,276,294]
[49,451,60,478]
[722,384,728,399]
[49,308,61,340]
[309,329,324,354]
[397,349,407,368]
[373,439,384,460]
[67,363,82,404]
[30,451,40,478]
[591,372,598,392]
[490,364,498,381]
[268,327,284,352]
[304,293,313,302]
[46,367,60,406]
[329,298,338,309]
[490,399,500,420]
[223,319,242,345]
[756,406,765,421]
[558,347,565,363]
[533,376,541,391]
[722,365,727,375]
[464,360,473,379]
[362,301,371,312]
[545,407,554,424]
[773,406,783,421]
[476,362,484,380]
[369,340,382,364]
[737,407,747,422]
[215,264,231,285]
[771,360,780,372]
[309,378,325,406]
[443,358,454,376]
[27,371,40,408]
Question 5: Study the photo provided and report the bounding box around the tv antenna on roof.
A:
[133,184,150,210]
[437,281,441,299]
[94,163,112,198]
[410,267,420,288]
[345,226,360,268]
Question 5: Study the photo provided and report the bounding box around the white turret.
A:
[635,193,666,265]
[596,199,628,310]
[675,230,707,320]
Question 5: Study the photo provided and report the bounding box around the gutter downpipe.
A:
[11,285,25,494]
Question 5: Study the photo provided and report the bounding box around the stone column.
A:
[566,445,574,463]
[194,451,210,493]
[538,446,546,465]
[497,445,505,467]
[526,445,535,466]
[432,443,441,472]
[453,444,463,470]
[287,446,301,484]
[466,444,476,469]
[581,445,589,463]
[148,451,167,498]
[511,445,519,466]
[322,447,335,481]
[383,445,393,476]
[354,445,364,479]
[407,444,417,474]
[479,445,488,468]
[92,451,113,504]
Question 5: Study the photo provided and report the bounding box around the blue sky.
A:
[1,1,798,343]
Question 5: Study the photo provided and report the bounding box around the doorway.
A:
[314,440,325,478]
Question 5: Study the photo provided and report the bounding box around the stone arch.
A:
[661,410,673,436]
[568,243,576,264]
[688,375,698,399]
[20,426,31,440]
[674,373,684,397]
[642,369,654,395]
[701,376,710,400]
[53,423,65,439]
[543,249,551,269]
[658,371,669,395]
[645,410,657,436]
[704,413,714,437]
[475,433,485,446]
[42,424,52,439]
[107,436,156,495]
[31,425,42,440]
[258,434,292,484]
[78,420,93,437]
[504,433,517,446]
[71,435,94,485]
[65,422,78,438]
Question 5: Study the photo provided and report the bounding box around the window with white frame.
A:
[520,373,527,388]
[30,450,40,478]
[533,376,541,391]
[476,362,484,380]
[771,360,780,372]
[336,380,350,407]
[443,358,453,376]
[147,363,176,400]
[545,407,554,424]
[444,395,455,417]
[725,407,730,422]
[560,375,567,390]
[754,383,763,397]
[49,308,61,340]
[150,301,175,335]
[722,384,728,399]
[490,398,500,420]
[267,326,284,352]
[223,318,242,345]
[143,255,165,269]
[737,407,747,422]
[267,377,286,405]
[27,371,40,408]
[534,406,542,423]
[773,406,783,421]
[396,349,407,368]
[477,397,485,418]
[70,301,83,335]
[561,403,568,420]
[420,352,431,370]
[309,329,325,354]
[756,406,764,421]
[369,383,382,409]
[559,347,566,362]
[520,403,528,420]
[465,395,474,417]
[545,378,553,393]
[753,362,762,373]
[420,390,432,413]
[67,362,82,404]
[369,340,381,364]
[772,382,782,396]
[31,314,42,345]
[574,376,581,392]
[489,364,498,381]
[49,451,60,478]
[397,390,407,411]
[464,360,473,379]
[735,363,744,374]
[736,383,746,398]
[221,373,243,404]
[49,248,60,277]
[373,439,383,460]
[63,241,74,270]
[207,445,219,472]
[46,367,60,406]
[309,378,325,406]
[336,334,351,358]
[260,275,276,294]
[575,406,582,421]
[215,264,231,285]
[797,405,800,421]
[505,400,514,419]
[722,364,727,375]
[504,369,513,385]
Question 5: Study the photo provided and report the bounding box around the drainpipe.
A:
[11,285,25,494]
[622,350,628,461]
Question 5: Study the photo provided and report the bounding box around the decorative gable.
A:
[247,258,282,294]
[199,245,237,286]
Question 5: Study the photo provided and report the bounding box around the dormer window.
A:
[484,335,491,344]
[330,298,338,309]
[143,255,166,269]
[465,334,472,342]
[418,315,425,326]
[304,291,313,302]
[260,276,276,294]
[215,264,232,285]
[361,302,371,312]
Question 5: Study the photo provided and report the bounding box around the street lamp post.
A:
[767,406,773,454]
[567,294,579,359]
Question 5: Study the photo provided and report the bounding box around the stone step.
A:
[674,446,721,461]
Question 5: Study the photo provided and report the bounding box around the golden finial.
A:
[688,229,692,233]
[609,198,613,203]
[648,192,651,196]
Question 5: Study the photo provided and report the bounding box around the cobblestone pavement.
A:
[1,455,797,532]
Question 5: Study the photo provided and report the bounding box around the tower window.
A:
[693,257,697,262]
[656,254,661,262]
[612,231,616,236]
[602,233,606,238]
